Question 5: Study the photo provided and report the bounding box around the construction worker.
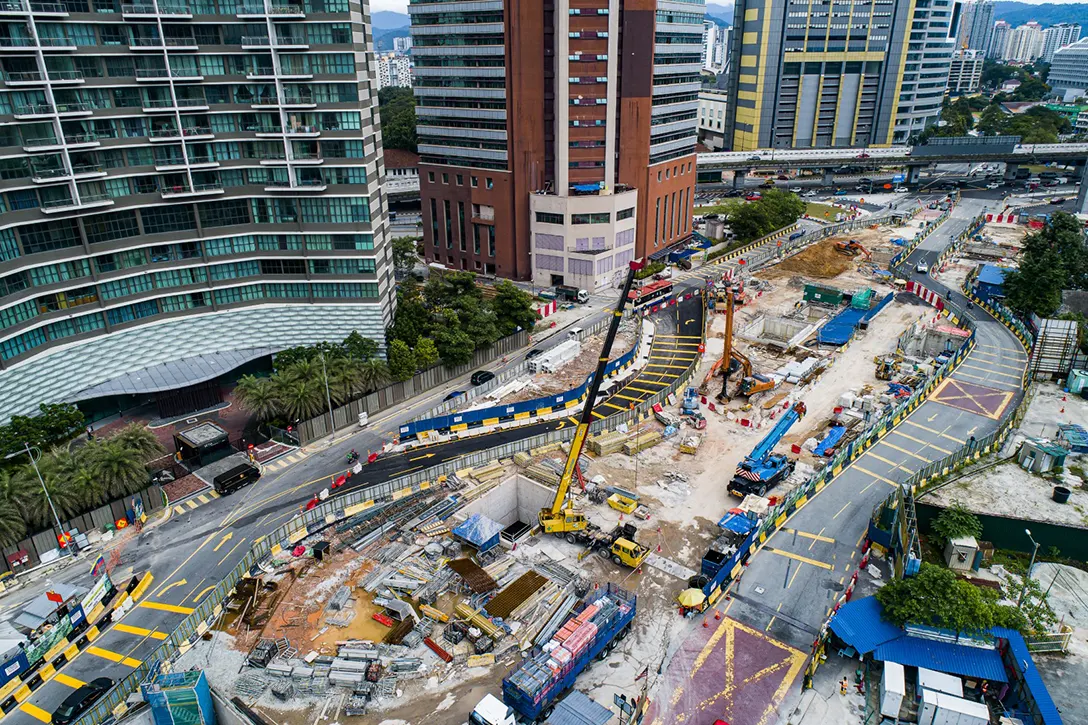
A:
[840,677,849,695]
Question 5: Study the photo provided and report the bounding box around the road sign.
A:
[892,173,906,183]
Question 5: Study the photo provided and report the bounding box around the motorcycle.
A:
[346,450,359,464]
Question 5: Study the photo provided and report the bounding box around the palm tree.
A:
[280,359,320,385]
[109,423,164,461]
[43,444,103,509]
[18,451,85,527]
[326,357,363,405]
[274,376,327,422]
[234,374,282,421]
[0,468,35,547]
[358,358,390,393]
[84,440,148,499]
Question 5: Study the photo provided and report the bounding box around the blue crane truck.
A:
[727,401,807,497]
[469,583,636,724]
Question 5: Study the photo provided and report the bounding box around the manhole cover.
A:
[754,586,765,595]
[826,580,845,592]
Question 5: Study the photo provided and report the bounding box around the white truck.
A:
[469,694,517,725]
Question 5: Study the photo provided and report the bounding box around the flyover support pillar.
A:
[906,166,921,185]
[1076,162,1088,214]
[822,168,834,186]
[1004,163,1019,182]
[732,170,747,190]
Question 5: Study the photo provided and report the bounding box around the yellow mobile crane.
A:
[538,258,645,535]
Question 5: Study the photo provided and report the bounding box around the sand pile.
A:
[764,238,854,279]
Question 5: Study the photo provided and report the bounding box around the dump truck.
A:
[555,285,589,304]
[466,583,636,723]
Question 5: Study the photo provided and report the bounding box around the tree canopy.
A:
[1003,212,1088,318]
[378,87,417,153]
[975,106,1070,143]
[0,403,85,459]
[725,189,807,242]
[876,563,1029,633]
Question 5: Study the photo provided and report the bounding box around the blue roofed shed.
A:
[829,596,901,654]
[973,264,1007,303]
[873,633,1007,683]
[452,513,505,553]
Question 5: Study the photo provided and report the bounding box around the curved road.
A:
[648,195,1030,725]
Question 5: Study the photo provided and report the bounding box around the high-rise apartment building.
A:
[724,0,958,149]
[989,20,1010,59]
[1005,22,1044,63]
[410,0,701,285]
[702,20,726,74]
[392,35,411,54]
[1042,23,1081,63]
[376,52,411,89]
[948,49,984,93]
[1048,38,1088,100]
[963,1,993,53]
[0,0,394,420]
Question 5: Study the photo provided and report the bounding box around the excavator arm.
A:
[540,259,645,531]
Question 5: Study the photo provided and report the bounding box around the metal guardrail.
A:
[72,293,707,725]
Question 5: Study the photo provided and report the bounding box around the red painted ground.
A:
[646,615,806,725]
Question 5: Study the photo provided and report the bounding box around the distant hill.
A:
[371,10,409,31]
[705,3,733,25]
[375,25,409,51]
[994,2,1088,28]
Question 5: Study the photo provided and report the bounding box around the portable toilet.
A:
[880,662,905,718]
[1067,368,1088,395]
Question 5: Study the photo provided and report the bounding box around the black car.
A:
[470,370,495,386]
[53,678,113,725]
[525,348,544,360]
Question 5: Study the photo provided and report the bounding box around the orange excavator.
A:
[834,239,871,260]
[703,281,776,401]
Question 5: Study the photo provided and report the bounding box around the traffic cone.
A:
[657,544,662,553]
[703,618,709,628]
[714,609,721,620]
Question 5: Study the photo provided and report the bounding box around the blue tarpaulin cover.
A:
[814,425,845,456]
[452,513,505,551]
[573,182,602,193]
[818,308,867,345]
[977,264,1007,286]
[717,509,759,535]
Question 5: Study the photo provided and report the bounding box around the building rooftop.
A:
[384,149,420,169]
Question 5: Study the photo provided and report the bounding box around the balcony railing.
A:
[55,101,91,113]
[14,102,53,115]
[149,127,181,138]
[41,197,78,209]
[80,192,112,204]
[281,95,315,105]
[37,36,74,47]
[181,126,212,137]
[66,132,98,144]
[161,181,223,197]
[240,35,270,45]
[135,68,202,80]
[31,168,68,180]
[30,2,66,12]
[0,37,35,48]
[0,0,24,10]
[252,96,280,105]
[71,164,104,175]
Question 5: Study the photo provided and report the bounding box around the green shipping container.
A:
[803,284,843,305]
[851,288,875,310]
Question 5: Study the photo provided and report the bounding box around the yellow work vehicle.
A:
[609,537,650,568]
[539,258,645,535]
[606,487,639,514]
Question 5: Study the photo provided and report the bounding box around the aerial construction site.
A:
[168,206,991,725]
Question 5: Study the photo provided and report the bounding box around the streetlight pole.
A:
[1017,528,1040,608]
[320,352,335,436]
[5,443,73,557]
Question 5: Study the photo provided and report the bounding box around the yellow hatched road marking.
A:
[53,673,86,689]
[86,646,143,668]
[954,370,1018,387]
[889,429,953,455]
[196,494,209,504]
[174,506,185,515]
[782,528,835,543]
[185,500,199,510]
[960,363,1023,380]
[19,702,52,723]
[138,600,195,614]
[970,351,1027,369]
[867,451,913,474]
[113,623,169,640]
[208,491,220,498]
[626,385,660,395]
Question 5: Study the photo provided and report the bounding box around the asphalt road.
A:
[721,196,1028,653]
[0,293,704,725]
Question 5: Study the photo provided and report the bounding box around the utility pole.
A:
[320,352,335,436]
[6,443,74,557]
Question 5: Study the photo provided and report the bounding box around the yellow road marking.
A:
[196,494,209,504]
[217,537,246,566]
[626,385,660,395]
[970,352,1026,370]
[185,500,199,510]
[208,491,220,498]
[852,464,899,487]
[833,502,849,519]
[53,673,86,689]
[903,419,965,444]
[138,600,195,615]
[961,363,1023,380]
[86,646,143,668]
[866,451,913,474]
[782,528,835,543]
[954,370,1018,387]
[174,506,185,515]
[113,623,169,640]
[766,547,833,570]
[876,440,932,463]
[787,563,803,588]
[19,702,52,723]
[192,585,216,604]
[889,429,953,455]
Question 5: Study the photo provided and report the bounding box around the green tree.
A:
[981,60,1020,88]
[275,376,327,422]
[453,296,499,347]
[387,280,431,347]
[392,236,420,277]
[413,337,440,370]
[932,502,983,544]
[84,439,148,500]
[876,563,995,633]
[491,281,538,336]
[341,331,379,361]
[1011,76,1049,101]
[108,423,164,461]
[433,314,476,366]
[234,375,281,422]
[325,357,364,405]
[378,87,417,152]
[272,345,318,370]
[0,468,36,546]
[387,339,416,381]
[0,403,84,457]
[358,358,391,392]
[1002,213,1087,318]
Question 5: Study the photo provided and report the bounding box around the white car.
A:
[789,186,802,193]
[803,190,819,197]
[894,187,908,193]
[915,261,929,274]
[986,182,1001,189]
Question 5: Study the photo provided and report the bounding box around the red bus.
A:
[629,279,674,308]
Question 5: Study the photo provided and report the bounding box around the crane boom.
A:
[540,259,645,532]
[747,402,807,464]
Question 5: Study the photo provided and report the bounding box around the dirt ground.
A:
[984,223,1029,248]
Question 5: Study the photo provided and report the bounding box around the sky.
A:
[371,0,408,12]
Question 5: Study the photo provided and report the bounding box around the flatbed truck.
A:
[468,583,636,724]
